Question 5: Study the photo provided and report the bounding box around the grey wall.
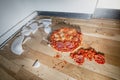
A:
[29,0,97,14]
[0,0,34,36]
[0,0,36,45]
[97,0,120,9]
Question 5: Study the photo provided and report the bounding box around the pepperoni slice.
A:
[94,54,105,64]
[70,52,84,65]
[56,41,64,48]
[65,41,74,48]
[74,54,84,65]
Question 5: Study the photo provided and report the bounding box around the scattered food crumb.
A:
[52,60,67,69]
[21,65,24,67]
[54,54,61,58]
[52,66,56,68]
[61,66,64,68]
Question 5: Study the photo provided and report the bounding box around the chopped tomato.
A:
[70,53,75,59]
[85,48,96,61]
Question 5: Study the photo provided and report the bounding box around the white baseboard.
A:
[0,11,38,49]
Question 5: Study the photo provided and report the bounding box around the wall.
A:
[97,0,120,9]
[0,0,33,36]
[0,0,36,45]
[30,0,97,14]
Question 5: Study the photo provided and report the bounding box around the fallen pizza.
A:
[50,27,82,52]
[70,48,105,64]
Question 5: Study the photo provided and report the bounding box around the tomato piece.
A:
[77,48,85,55]
[70,53,75,59]
[94,54,105,64]
[85,49,96,61]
